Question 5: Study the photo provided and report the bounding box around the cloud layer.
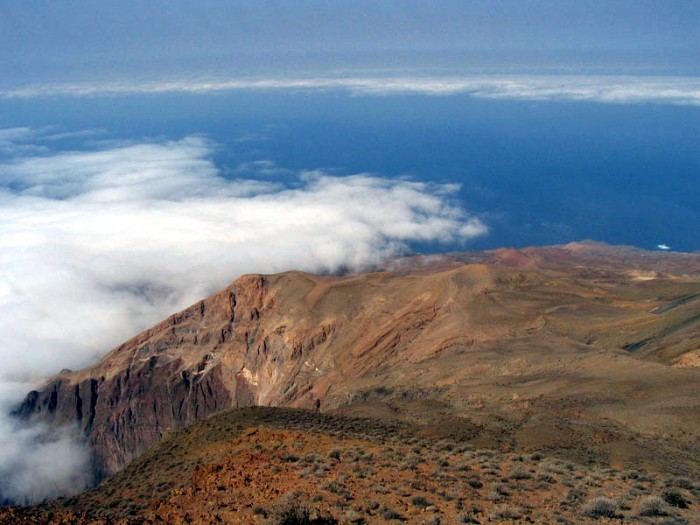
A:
[3,74,700,106]
[0,129,485,502]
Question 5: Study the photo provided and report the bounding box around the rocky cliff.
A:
[16,243,700,479]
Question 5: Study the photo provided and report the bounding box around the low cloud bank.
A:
[3,74,700,106]
[0,415,92,504]
[0,129,486,502]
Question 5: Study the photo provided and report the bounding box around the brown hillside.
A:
[4,407,699,524]
[16,243,700,483]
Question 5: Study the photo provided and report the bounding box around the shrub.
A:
[510,467,532,480]
[638,495,668,517]
[393,487,410,497]
[489,505,521,520]
[486,483,510,501]
[320,481,344,494]
[467,478,483,488]
[411,496,430,507]
[537,473,556,484]
[563,486,587,505]
[380,507,404,520]
[265,501,311,524]
[663,488,690,508]
[581,497,619,519]
[265,498,337,525]
[673,477,693,489]
[371,483,388,494]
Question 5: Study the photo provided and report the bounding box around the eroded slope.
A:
[16,244,700,481]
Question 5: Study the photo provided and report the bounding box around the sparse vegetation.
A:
[489,504,522,520]
[410,495,429,507]
[265,499,312,525]
[457,513,480,523]
[638,495,668,517]
[1,407,697,525]
[581,496,619,519]
[663,488,691,508]
[379,507,404,520]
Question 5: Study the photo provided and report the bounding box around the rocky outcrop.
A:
[16,273,311,477]
[15,266,503,477]
[16,245,700,480]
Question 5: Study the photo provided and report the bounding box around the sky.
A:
[1,0,698,86]
[0,0,698,504]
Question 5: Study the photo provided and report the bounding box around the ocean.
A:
[2,89,698,252]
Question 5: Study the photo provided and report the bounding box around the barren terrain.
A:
[3,408,699,524]
[5,242,700,522]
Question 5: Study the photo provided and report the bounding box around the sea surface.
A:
[2,90,698,252]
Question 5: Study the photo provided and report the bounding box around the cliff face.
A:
[16,273,311,476]
[16,245,700,479]
[16,268,484,476]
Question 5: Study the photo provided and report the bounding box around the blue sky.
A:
[1,0,698,85]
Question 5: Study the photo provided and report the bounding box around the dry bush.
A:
[663,488,690,508]
[581,496,619,519]
[379,506,404,520]
[637,495,668,517]
[489,504,522,520]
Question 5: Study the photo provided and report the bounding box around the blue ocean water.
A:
[1,90,698,252]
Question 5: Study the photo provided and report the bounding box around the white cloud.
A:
[2,74,700,105]
[0,126,108,157]
[0,129,486,502]
[0,416,91,504]
[0,134,486,386]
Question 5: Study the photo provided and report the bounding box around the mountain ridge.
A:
[15,242,700,486]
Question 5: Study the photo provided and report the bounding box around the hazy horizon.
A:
[1,0,698,92]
